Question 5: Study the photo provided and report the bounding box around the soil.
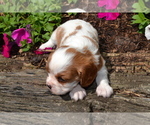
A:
[1,13,149,71]
[62,13,150,53]
[5,13,149,74]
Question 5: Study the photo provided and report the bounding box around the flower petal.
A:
[11,28,32,46]
[2,34,20,58]
[34,50,45,55]
[3,33,9,45]
[97,13,107,18]
[98,0,108,7]
[2,34,11,58]
[26,38,32,43]
[105,13,120,20]
[98,13,120,20]
[11,28,25,40]
[98,0,120,10]
[34,47,53,55]
[2,45,10,58]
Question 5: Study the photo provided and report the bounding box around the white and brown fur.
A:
[39,19,113,101]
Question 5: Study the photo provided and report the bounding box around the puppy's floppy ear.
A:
[78,62,98,87]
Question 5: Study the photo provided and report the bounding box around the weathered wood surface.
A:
[0,113,150,125]
[0,53,150,112]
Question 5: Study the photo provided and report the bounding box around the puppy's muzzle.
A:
[47,85,52,89]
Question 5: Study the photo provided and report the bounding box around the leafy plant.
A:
[0,13,62,52]
[132,0,150,13]
[131,0,150,33]
[131,13,150,33]
[1,0,79,12]
[0,0,61,12]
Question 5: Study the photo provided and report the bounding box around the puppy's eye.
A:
[57,77,66,82]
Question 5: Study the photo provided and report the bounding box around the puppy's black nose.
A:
[47,85,52,89]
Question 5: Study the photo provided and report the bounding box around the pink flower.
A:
[2,34,17,58]
[34,47,53,55]
[2,34,11,58]
[97,13,120,20]
[11,28,32,47]
[98,0,120,10]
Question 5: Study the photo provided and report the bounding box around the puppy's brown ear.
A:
[78,62,98,87]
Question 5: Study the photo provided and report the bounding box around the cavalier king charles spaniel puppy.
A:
[39,19,113,101]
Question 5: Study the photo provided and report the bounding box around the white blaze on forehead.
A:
[49,47,75,74]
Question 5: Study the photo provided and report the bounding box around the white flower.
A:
[145,25,150,40]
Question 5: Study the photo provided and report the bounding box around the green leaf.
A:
[33,24,42,33]
[45,23,54,31]
[131,13,146,24]
[22,43,31,52]
[21,40,27,47]
[32,31,39,36]
[132,0,148,12]
[0,24,6,28]
[22,47,30,52]
[34,36,41,43]
[138,0,146,7]
[132,3,142,12]
[42,32,50,40]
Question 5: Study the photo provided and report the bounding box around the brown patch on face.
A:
[66,48,100,87]
[83,35,99,48]
[55,68,79,84]
[46,52,54,73]
[55,27,65,47]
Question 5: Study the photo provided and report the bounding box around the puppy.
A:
[39,19,113,101]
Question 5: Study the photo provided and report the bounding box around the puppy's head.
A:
[46,47,101,95]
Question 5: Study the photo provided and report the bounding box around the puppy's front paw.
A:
[96,83,113,98]
[69,85,86,101]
